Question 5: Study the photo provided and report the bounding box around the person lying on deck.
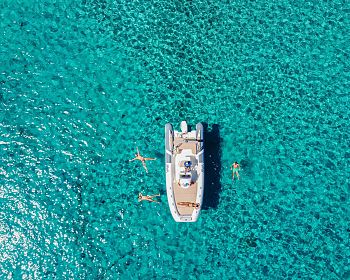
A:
[177,202,200,209]
[129,147,156,173]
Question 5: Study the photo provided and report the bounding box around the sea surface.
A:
[1,0,349,279]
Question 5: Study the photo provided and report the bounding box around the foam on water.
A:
[1,0,349,279]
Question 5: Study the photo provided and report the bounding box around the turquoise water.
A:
[1,0,349,278]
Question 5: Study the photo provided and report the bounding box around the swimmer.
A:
[129,147,156,173]
[230,161,240,180]
[138,193,160,203]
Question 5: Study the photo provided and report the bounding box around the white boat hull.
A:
[165,122,204,222]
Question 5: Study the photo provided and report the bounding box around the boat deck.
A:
[174,181,198,215]
[173,136,199,216]
[174,137,198,155]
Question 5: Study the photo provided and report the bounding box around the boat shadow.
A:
[202,123,222,209]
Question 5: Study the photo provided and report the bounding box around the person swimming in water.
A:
[230,161,240,180]
[129,147,156,173]
[138,193,160,203]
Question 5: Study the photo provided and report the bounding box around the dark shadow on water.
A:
[240,158,254,176]
[202,123,222,209]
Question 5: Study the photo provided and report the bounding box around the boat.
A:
[165,121,204,222]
